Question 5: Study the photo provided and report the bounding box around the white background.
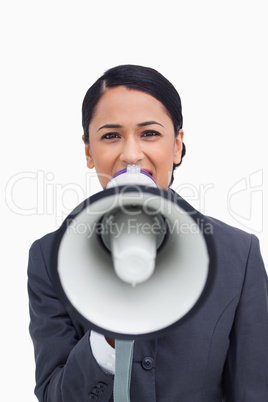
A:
[1,1,267,400]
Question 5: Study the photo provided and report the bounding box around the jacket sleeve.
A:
[222,235,268,401]
[28,238,114,402]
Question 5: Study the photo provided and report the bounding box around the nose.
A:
[119,136,144,165]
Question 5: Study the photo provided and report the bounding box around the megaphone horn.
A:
[51,169,215,341]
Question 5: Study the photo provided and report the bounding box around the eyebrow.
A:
[97,121,164,132]
[138,121,164,128]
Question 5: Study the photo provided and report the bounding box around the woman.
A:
[28,65,268,401]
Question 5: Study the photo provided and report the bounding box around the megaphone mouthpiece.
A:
[106,164,157,189]
[109,211,158,286]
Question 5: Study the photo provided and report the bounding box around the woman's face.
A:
[83,86,184,189]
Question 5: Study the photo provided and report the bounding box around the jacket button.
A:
[142,357,155,370]
[96,382,107,391]
[88,394,98,400]
[92,387,102,396]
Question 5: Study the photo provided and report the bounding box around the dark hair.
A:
[82,64,185,185]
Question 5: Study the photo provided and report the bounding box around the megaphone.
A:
[51,165,215,341]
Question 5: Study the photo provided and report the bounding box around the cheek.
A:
[91,146,117,181]
[152,142,176,165]
[91,144,114,166]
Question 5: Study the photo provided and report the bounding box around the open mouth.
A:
[142,169,153,176]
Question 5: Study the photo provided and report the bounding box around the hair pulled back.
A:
[82,64,185,185]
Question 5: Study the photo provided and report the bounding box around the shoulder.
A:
[28,229,62,280]
[171,190,258,265]
[205,213,262,256]
[199,214,266,294]
[205,214,252,244]
[171,190,253,246]
[29,229,59,257]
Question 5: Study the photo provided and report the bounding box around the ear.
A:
[173,129,184,165]
[82,135,95,169]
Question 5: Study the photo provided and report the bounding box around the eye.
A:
[101,132,120,140]
[142,130,161,138]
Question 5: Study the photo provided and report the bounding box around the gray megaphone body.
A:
[51,164,215,341]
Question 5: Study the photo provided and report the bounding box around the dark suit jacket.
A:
[28,198,268,401]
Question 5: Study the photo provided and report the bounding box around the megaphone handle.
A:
[114,339,134,402]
